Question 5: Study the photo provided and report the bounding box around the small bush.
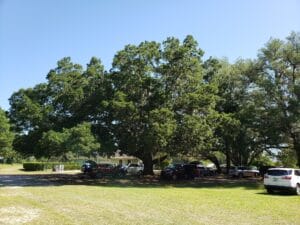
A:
[23,162,45,171]
[23,162,81,171]
[63,163,81,170]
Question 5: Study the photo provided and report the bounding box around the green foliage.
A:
[251,154,276,167]
[22,162,80,171]
[108,36,220,174]
[277,149,297,168]
[23,162,46,171]
[256,31,300,166]
[8,32,300,173]
[38,130,68,158]
[62,162,81,170]
[65,122,100,156]
[9,57,106,158]
[0,108,14,158]
[38,122,100,159]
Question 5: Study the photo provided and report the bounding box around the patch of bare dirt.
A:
[0,206,40,225]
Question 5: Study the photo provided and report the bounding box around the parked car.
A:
[264,168,300,195]
[189,162,213,177]
[161,163,198,180]
[83,162,126,178]
[229,166,259,178]
[160,164,186,180]
[81,160,97,174]
[196,165,215,176]
[126,163,144,175]
[183,164,198,179]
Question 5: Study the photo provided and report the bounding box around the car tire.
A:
[266,188,274,194]
[116,172,125,178]
[295,184,300,196]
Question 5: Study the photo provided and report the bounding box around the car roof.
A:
[268,167,294,170]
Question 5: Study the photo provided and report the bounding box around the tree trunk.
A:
[290,132,300,167]
[292,137,300,167]
[201,153,221,173]
[226,151,231,174]
[225,141,231,174]
[209,155,221,173]
[142,153,154,175]
[152,155,168,165]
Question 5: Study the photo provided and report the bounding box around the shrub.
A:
[63,163,81,170]
[23,162,45,171]
[23,162,81,171]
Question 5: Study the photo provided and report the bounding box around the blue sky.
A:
[0,0,299,110]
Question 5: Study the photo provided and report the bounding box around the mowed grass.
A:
[0,165,300,225]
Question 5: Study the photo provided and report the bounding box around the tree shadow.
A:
[256,191,297,197]
[0,173,263,190]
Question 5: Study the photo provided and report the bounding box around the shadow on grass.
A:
[256,191,297,197]
[0,173,263,190]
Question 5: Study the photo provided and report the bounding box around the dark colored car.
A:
[86,163,126,178]
[196,165,211,176]
[189,162,216,177]
[161,164,185,180]
[161,163,198,180]
[81,160,97,174]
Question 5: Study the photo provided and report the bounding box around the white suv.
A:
[264,168,300,195]
[126,163,144,175]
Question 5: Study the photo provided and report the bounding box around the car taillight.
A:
[264,175,269,179]
[282,176,292,180]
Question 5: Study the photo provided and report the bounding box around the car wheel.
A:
[116,172,125,178]
[267,188,274,194]
[296,184,300,196]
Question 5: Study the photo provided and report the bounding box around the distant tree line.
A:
[0,32,299,174]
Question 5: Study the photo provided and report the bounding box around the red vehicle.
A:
[87,163,126,178]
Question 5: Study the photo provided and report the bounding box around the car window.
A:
[174,164,183,169]
[165,165,175,169]
[267,170,292,176]
[129,164,138,167]
[294,170,300,176]
[248,166,257,170]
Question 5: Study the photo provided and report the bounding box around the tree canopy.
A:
[0,108,14,158]
[7,32,300,173]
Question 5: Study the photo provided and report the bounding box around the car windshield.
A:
[238,166,246,170]
[267,169,292,176]
[129,164,138,167]
[166,164,181,169]
[84,161,96,166]
[247,166,257,170]
[165,165,175,169]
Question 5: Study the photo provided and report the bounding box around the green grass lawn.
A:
[0,165,299,225]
